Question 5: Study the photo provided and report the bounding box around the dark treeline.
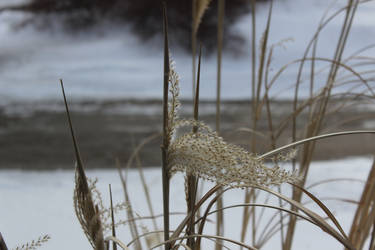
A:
[2,0,269,52]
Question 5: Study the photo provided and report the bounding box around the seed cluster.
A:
[166,61,299,188]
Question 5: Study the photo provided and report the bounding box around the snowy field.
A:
[0,0,375,103]
[0,157,374,249]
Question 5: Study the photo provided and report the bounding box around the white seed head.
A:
[165,60,299,188]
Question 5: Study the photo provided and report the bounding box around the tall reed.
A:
[161,4,171,250]
[216,0,225,249]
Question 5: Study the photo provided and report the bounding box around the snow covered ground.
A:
[0,157,373,249]
[0,0,375,103]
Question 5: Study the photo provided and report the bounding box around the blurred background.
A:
[0,0,375,169]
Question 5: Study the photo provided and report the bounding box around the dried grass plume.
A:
[166,61,299,188]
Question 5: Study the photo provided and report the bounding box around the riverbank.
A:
[0,99,374,169]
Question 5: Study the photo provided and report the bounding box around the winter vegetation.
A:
[1,0,375,250]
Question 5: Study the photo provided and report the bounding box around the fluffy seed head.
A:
[165,61,299,188]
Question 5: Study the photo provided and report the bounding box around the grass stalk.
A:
[162,4,171,250]
[242,1,273,246]
[216,0,225,249]
[186,44,202,249]
[263,44,287,250]
[109,184,117,250]
[170,185,223,247]
[369,222,375,250]
[241,0,257,245]
[117,159,142,250]
[192,0,197,99]
[216,0,224,134]
[135,153,161,245]
[250,0,256,111]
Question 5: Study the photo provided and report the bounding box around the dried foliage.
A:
[73,167,105,250]
[52,1,375,249]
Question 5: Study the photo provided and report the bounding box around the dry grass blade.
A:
[116,160,142,250]
[135,152,161,245]
[242,1,273,247]
[118,212,185,226]
[105,236,130,250]
[250,0,256,105]
[127,230,173,248]
[306,178,364,189]
[216,1,225,247]
[196,187,228,249]
[170,185,223,247]
[126,133,161,169]
[197,204,317,228]
[193,44,202,131]
[257,186,355,250]
[216,0,224,134]
[257,130,375,160]
[348,159,375,249]
[151,234,258,250]
[0,233,8,250]
[289,183,348,239]
[369,226,375,250]
[109,184,117,250]
[60,79,105,250]
[125,134,161,240]
[193,0,212,35]
[265,57,372,95]
[191,0,211,98]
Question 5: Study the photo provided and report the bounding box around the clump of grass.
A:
[59,1,375,250]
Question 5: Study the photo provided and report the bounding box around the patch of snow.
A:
[0,157,374,249]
